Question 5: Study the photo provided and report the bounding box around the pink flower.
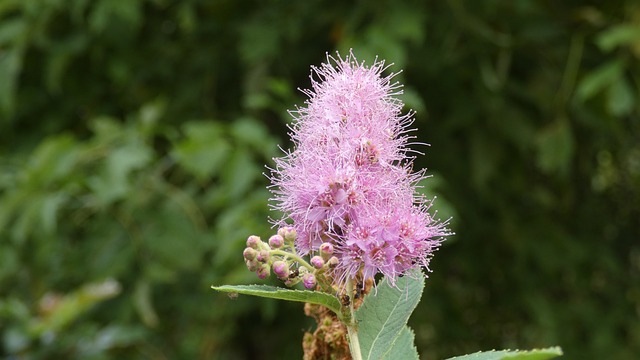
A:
[269,51,449,285]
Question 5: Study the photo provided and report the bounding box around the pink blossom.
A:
[269,51,450,284]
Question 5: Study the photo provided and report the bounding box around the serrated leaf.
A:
[212,284,343,318]
[381,325,419,360]
[356,269,424,360]
[446,346,563,360]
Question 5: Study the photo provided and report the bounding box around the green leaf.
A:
[133,280,158,327]
[381,326,419,360]
[398,87,426,114]
[230,117,274,152]
[355,269,424,360]
[221,149,260,199]
[25,134,80,184]
[470,132,499,188]
[142,202,204,274]
[76,325,147,353]
[607,76,635,116]
[172,122,230,182]
[0,47,23,116]
[575,59,623,101]
[88,142,152,204]
[89,0,142,33]
[45,34,87,93]
[212,284,343,318]
[0,18,26,46]
[535,119,574,176]
[0,244,19,284]
[40,193,67,234]
[595,24,640,52]
[29,279,122,337]
[446,347,563,360]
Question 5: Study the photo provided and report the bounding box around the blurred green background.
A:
[1,0,638,359]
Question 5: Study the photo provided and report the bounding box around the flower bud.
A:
[246,235,261,249]
[327,256,339,268]
[272,261,289,278]
[256,250,270,263]
[243,247,257,261]
[319,242,334,260]
[310,256,325,269]
[246,259,259,272]
[278,226,297,242]
[256,264,270,279]
[302,273,316,289]
[268,235,284,249]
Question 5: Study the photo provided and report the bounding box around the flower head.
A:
[269,51,450,285]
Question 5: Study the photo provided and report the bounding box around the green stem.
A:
[555,33,584,112]
[270,249,314,272]
[346,279,363,360]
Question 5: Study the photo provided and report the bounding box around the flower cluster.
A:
[255,51,449,286]
[243,228,339,290]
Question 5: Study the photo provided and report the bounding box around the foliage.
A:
[446,347,563,360]
[1,0,639,359]
[355,270,423,360]
[0,102,285,357]
[212,285,343,319]
[213,271,561,360]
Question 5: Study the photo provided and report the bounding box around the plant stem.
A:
[270,249,314,272]
[346,279,363,360]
